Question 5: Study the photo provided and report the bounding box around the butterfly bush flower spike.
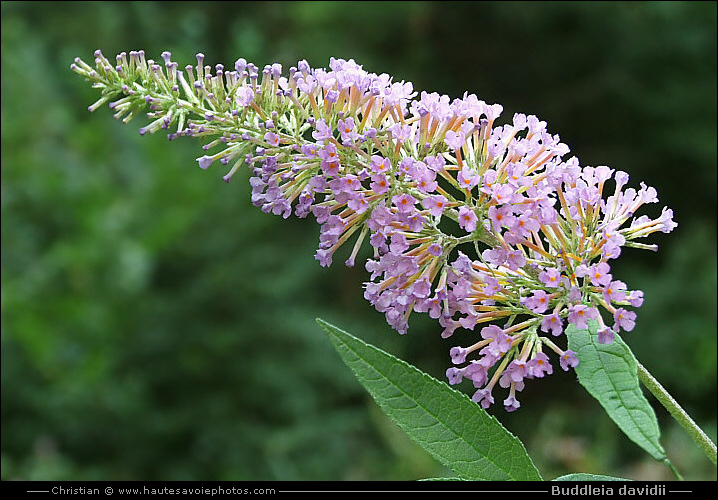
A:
[72,50,677,411]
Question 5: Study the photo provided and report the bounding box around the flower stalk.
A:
[637,360,717,466]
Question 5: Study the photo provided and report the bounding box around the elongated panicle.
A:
[72,50,676,411]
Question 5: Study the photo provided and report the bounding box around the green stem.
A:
[636,360,717,466]
[665,459,684,481]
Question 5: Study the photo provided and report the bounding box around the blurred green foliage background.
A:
[1,1,715,481]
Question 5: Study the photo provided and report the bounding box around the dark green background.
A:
[1,1,715,481]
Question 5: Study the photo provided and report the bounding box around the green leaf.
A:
[553,473,630,481]
[316,318,542,481]
[566,321,666,461]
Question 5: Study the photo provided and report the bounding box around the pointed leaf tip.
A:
[317,318,542,481]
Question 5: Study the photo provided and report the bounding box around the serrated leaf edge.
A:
[317,318,543,481]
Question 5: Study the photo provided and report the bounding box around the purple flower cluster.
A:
[72,50,677,411]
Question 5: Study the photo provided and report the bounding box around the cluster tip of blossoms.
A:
[72,50,677,412]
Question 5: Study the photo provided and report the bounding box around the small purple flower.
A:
[472,387,494,409]
[427,242,443,257]
[370,155,391,174]
[500,360,527,388]
[197,155,214,169]
[308,175,327,192]
[480,325,512,354]
[389,123,413,144]
[486,136,505,159]
[445,130,465,150]
[439,316,461,339]
[318,143,340,175]
[525,290,550,314]
[559,350,579,371]
[392,193,416,213]
[539,268,562,288]
[324,89,339,103]
[656,207,677,233]
[414,167,438,193]
[527,352,553,378]
[264,131,280,147]
[567,304,599,330]
[587,262,612,286]
[450,346,469,365]
[458,206,478,232]
[406,209,425,230]
[446,367,463,385]
[491,184,516,205]
[505,249,526,271]
[424,153,446,172]
[459,312,479,330]
[464,362,488,388]
[397,157,414,176]
[597,326,615,344]
[301,143,319,158]
[613,307,636,332]
[603,280,628,303]
[312,119,333,141]
[482,247,507,267]
[370,173,390,195]
[235,86,255,107]
[389,233,409,255]
[410,276,432,299]
[314,248,333,267]
[503,393,521,412]
[485,103,503,120]
[508,214,540,240]
[347,194,369,214]
[626,290,644,308]
[540,312,563,336]
[422,194,447,217]
[337,117,359,144]
[457,166,480,190]
[480,324,503,340]
[487,205,513,233]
